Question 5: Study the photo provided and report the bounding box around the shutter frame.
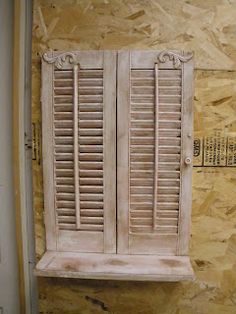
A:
[37,49,194,281]
[41,50,117,253]
[117,50,194,255]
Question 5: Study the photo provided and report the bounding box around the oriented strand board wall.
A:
[32,1,236,313]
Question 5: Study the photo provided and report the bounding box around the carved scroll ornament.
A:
[43,50,193,69]
[43,51,79,69]
[157,50,193,69]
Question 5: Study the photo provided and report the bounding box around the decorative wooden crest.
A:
[43,52,79,69]
[43,50,193,70]
[157,50,193,69]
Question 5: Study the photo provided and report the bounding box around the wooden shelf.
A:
[35,251,194,282]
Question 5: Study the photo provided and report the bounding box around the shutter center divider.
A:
[153,63,159,230]
[73,64,81,229]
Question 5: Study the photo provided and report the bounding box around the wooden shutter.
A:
[117,50,194,255]
[41,51,116,253]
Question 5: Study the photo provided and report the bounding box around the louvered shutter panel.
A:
[117,50,193,255]
[41,51,116,253]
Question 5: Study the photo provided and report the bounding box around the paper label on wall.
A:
[193,130,236,167]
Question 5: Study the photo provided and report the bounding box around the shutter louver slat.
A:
[54,69,76,231]
[129,68,155,235]
[129,67,181,235]
[155,65,181,234]
[54,68,105,232]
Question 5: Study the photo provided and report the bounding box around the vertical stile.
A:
[42,51,57,250]
[153,63,159,230]
[103,51,117,253]
[117,51,130,253]
[73,64,80,229]
[177,52,194,255]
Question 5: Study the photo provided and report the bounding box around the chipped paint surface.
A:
[32,1,236,313]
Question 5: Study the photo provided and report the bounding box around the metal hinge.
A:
[24,132,32,150]
[31,122,41,165]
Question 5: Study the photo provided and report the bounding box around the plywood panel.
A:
[33,0,236,70]
[32,1,236,313]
